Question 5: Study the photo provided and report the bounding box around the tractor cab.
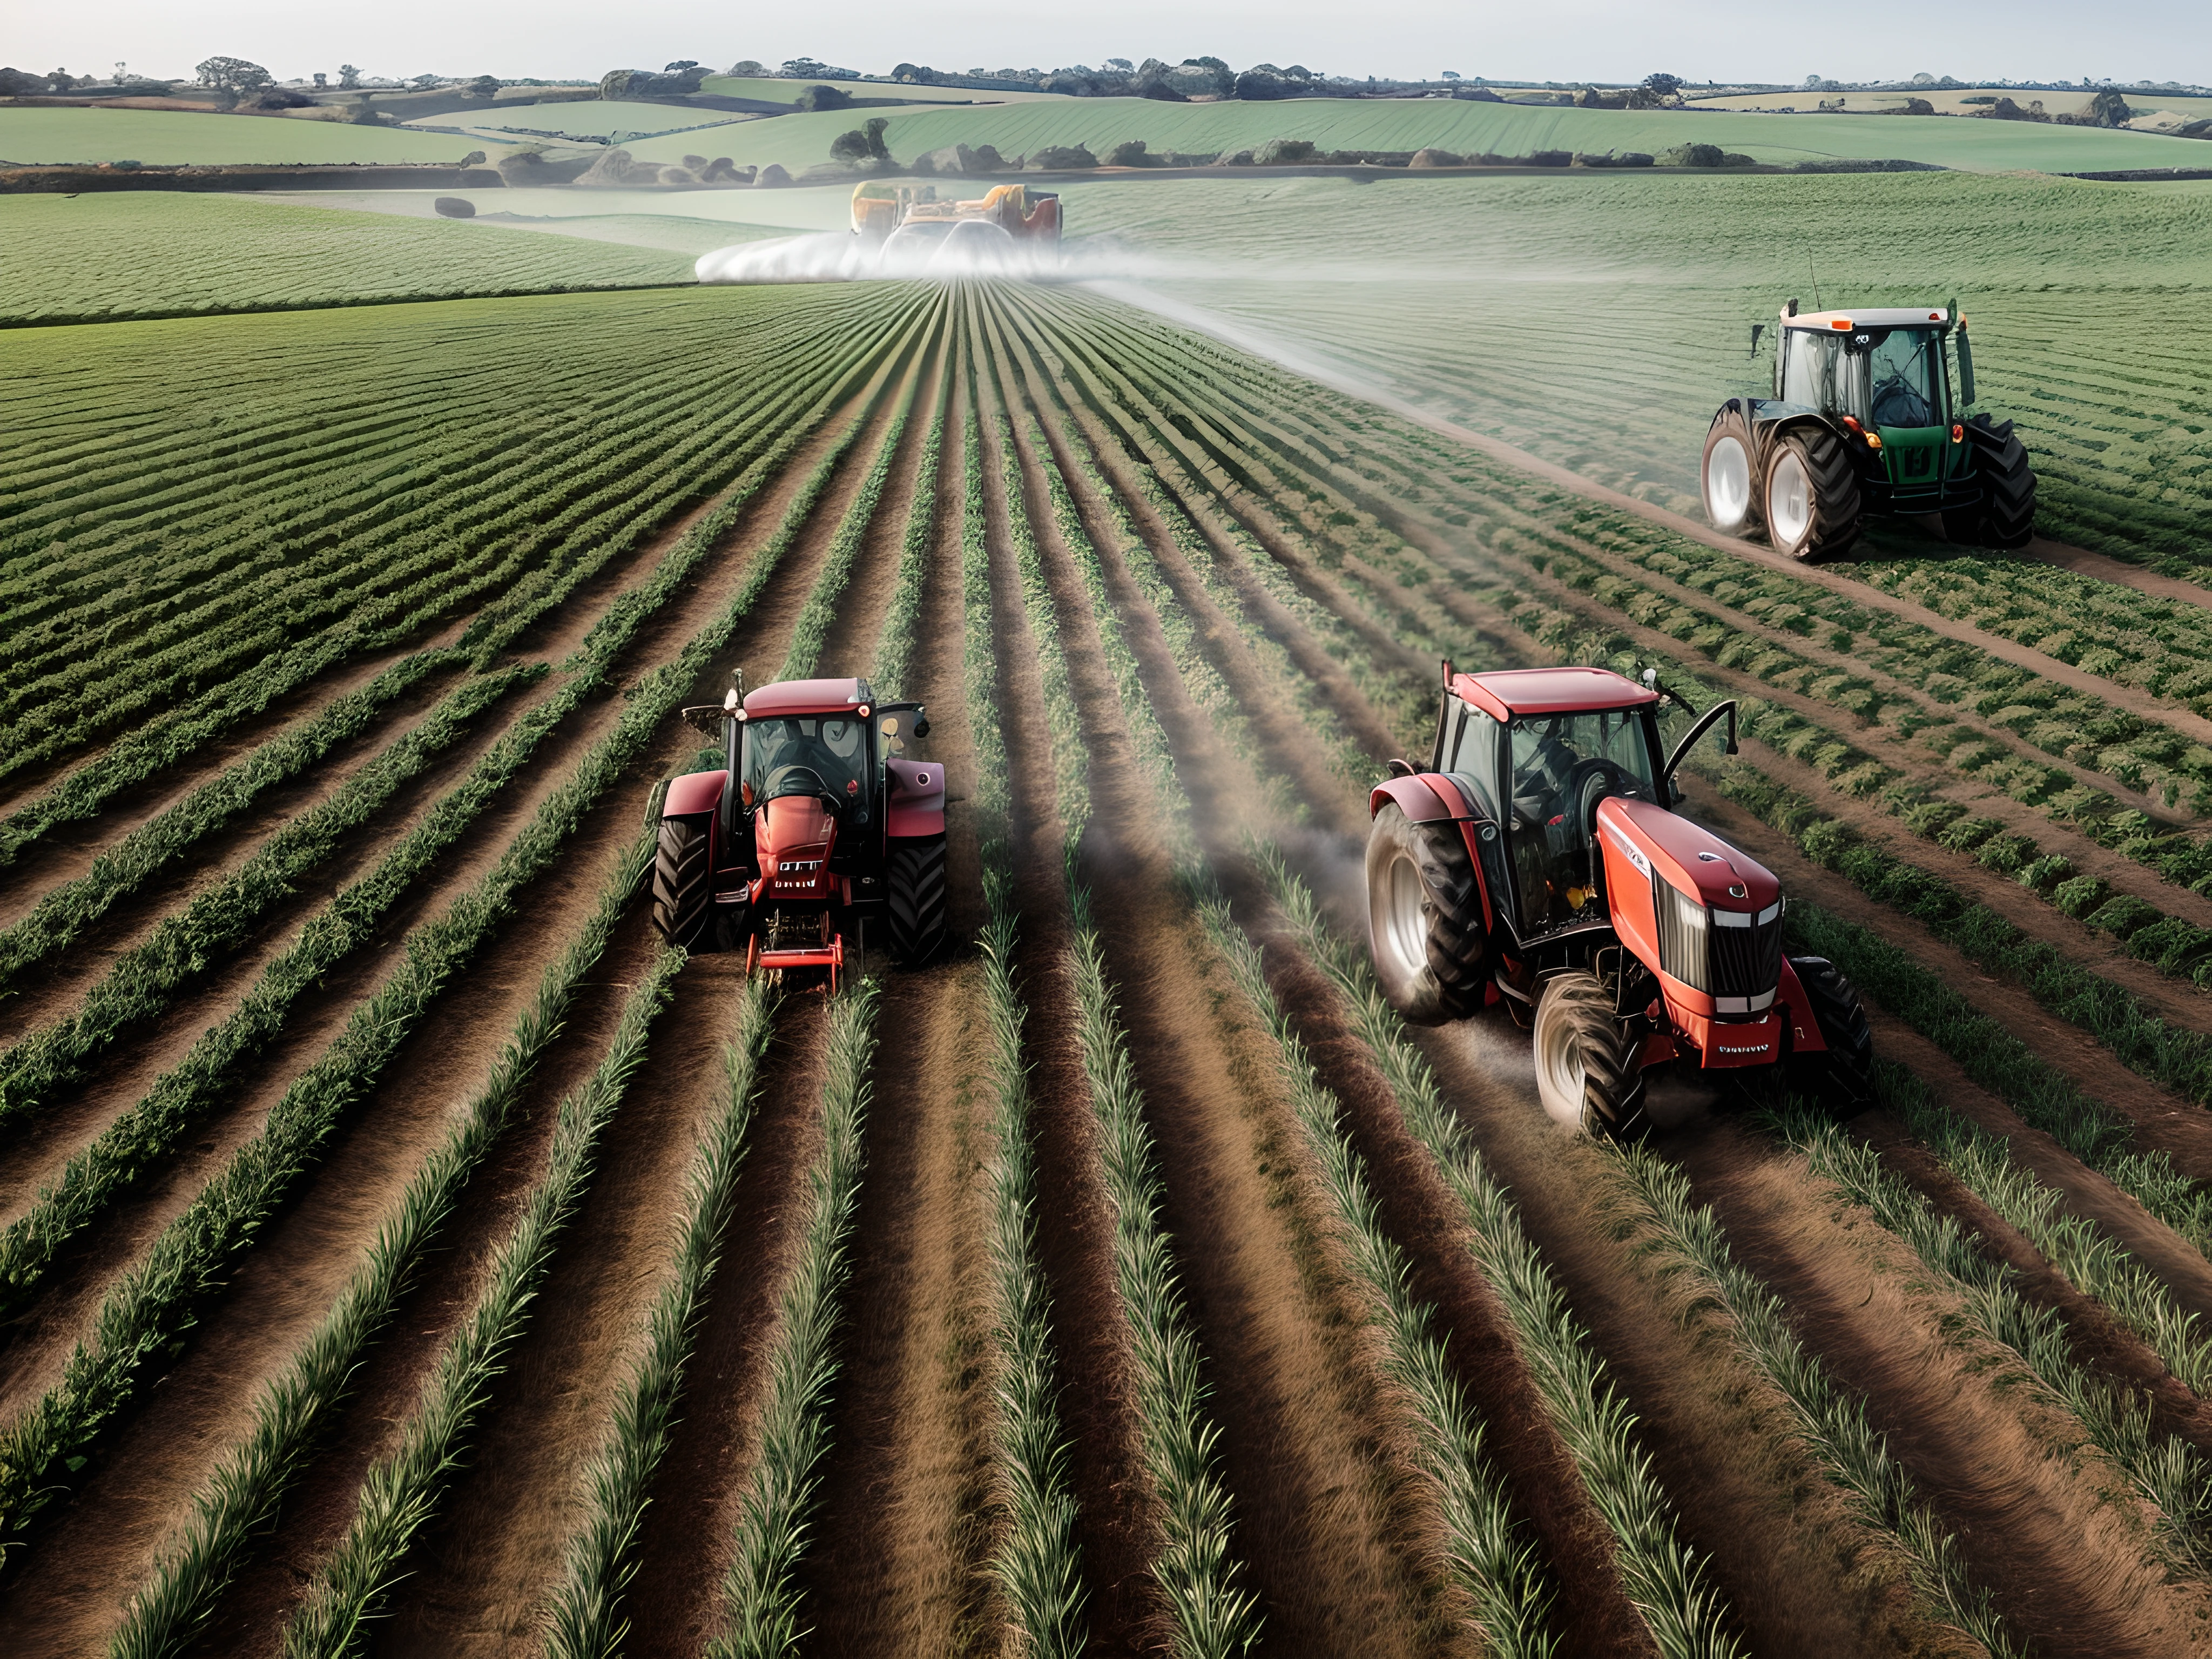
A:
[1431,668,1669,942]
[1773,307,1970,505]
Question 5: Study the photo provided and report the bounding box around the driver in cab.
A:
[742,714,868,814]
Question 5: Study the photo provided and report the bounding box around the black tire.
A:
[1366,803,1490,1024]
[1764,427,1860,561]
[1701,408,1762,536]
[1785,955,1874,1115]
[1532,972,1648,1137]
[652,815,712,948]
[1967,414,2036,549]
[886,834,947,966]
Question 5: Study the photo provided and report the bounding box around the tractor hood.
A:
[754,794,838,902]
[1597,797,1779,912]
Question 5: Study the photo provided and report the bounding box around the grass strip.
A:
[105,811,663,1659]
[1066,887,1260,1658]
[1196,885,1559,1657]
[711,980,881,1658]
[545,979,776,1659]
[279,946,683,1658]
[1606,1141,2020,1658]
[959,384,1089,1654]
[1769,1099,2212,1572]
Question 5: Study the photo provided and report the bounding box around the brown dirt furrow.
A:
[368,338,932,1654]
[2024,534,2212,613]
[966,338,1159,1655]
[988,327,1467,1653]
[372,957,757,1658]
[793,372,1002,1655]
[1007,328,1372,832]
[1675,1115,2212,1658]
[621,998,832,1655]
[1021,313,1422,760]
[0,355,911,1615]
[1392,1003,1981,1659]
[1112,292,2212,746]
[817,330,947,676]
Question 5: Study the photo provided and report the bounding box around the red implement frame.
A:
[745,931,846,994]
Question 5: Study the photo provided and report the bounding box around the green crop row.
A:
[866,379,948,703]
[712,983,880,1658]
[1776,1100,2212,1572]
[0,664,534,1138]
[957,399,1089,1654]
[547,980,774,1659]
[1606,1143,2019,1657]
[107,808,662,1659]
[0,312,916,1548]
[281,946,684,1658]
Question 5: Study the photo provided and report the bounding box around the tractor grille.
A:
[1653,876,1783,1008]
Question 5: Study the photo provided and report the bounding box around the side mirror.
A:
[1749,322,1765,357]
[1955,327,1976,407]
[680,705,723,737]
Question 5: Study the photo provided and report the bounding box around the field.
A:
[403,102,759,141]
[10,151,2212,1659]
[0,195,699,324]
[616,93,2212,173]
[0,108,505,166]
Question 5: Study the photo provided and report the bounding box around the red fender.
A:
[1778,957,1829,1054]
[1367,772,1471,822]
[663,770,727,818]
[887,756,946,838]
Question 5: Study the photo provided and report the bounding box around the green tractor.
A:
[1701,300,2035,561]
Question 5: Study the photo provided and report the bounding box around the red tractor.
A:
[1366,664,1872,1135]
[652,675,948,986]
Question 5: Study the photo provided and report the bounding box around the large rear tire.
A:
[887,834,948,966]
[1964,414,2036,549]
[1366,803,1489,1024]
[652,815,712,948]
[1533,972,1648,1137]
[1702,409,1761,536]
[1785,955,1874,1115]
[1764,428,1860,561]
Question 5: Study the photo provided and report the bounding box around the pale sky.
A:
[8,0,2206,89]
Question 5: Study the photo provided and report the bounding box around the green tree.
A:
[339,63,361,89]
[194,55,271,107]
[465,75,499,99]
[830,116,891,165]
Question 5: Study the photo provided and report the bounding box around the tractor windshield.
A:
[1506,708,1660,936]
[1864,328,1944,429]
[743,714,871,810]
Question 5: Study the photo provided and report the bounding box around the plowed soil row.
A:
[1000,287,2212,1657]
[0,320,929,1653]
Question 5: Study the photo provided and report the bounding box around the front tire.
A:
[652,815,712,948]
[1785,955,1873,1115]
[1532,972,1647,1136]
[1366,803,1489,1025]
[886,834,947,965]
[1764,428,1860,561]
[1702,409,1761,536]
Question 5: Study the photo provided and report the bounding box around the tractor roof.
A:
[1452,666,1657,721]
[743,677,870,717]
[1782,306,1951,333]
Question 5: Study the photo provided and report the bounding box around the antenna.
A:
[1806,253,1822,312]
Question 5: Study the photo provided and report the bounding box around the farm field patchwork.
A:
[0,193,700,323]
[5,261,2212,1659]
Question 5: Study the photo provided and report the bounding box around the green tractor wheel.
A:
[1943,415,2037,550]
[1764,428,1861,561]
